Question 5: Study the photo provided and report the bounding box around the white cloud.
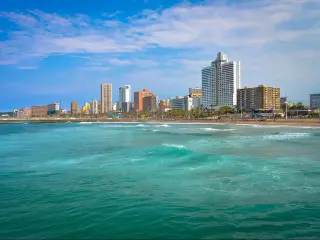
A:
[0,0,319,65]
[0,0,319,101]
[108,58,132,65]
[18,66,38,70]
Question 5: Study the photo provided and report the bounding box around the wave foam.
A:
[263,133,311,140]
[162,144,186,149]
[137,124,146,127]
[156,124,170,127]
[202,128,235,132]
[79,122,93,124]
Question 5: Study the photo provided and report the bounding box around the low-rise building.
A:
[25,107,31,117]
[172,96,185,110]
[32,106,48,117]
[189,87,202,98]
[172,96,200,111]
[48,102,60,114]
[112,103,117,112]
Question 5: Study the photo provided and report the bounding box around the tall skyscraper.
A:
[101,84,112,113]
[119,85,131,103]
[237,85,280,110]
[201,52,240,108]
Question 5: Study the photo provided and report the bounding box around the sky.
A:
[0,0,319,111]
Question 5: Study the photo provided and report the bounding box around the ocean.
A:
[0,122,319,239]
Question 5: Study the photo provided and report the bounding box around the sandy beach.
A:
[1,118,320,127]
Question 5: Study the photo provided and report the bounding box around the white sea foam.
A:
[162,144,186,149]
[137,124,147,127]
[263,132,311,140]
[235,123,259,127]
[130,158,145,162]
[156,124,170,127]
[79,122,93,124]
[201,128,235,132]
[152,130,160,132]
[252,125,281,128]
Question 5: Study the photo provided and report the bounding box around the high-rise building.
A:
[189,88,202,98]
[237,85,280,110]
[134,88,153,112]
[201,67,213,109]
[71,101,78,114]
[90,100,99,114]
[119,85,131,103]
[101,84,112,113]
[143,95,157,112]
[202,52,240,109]
[310,93,320,109]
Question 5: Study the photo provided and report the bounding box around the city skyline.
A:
[1,0,320,111]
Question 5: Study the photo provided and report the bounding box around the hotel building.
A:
[202,52,240,108]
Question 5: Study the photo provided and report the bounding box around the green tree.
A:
[219,106,234,115]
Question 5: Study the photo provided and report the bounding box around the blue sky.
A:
[1,0,319,111]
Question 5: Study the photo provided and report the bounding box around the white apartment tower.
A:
[201,66,214,108]
[119,85,131,103]
[101,84,112,113]
[90,100,99,115]
[201,52,240,108]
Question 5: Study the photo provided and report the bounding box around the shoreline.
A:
[1,118,320,127]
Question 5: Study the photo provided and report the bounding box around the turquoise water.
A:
[0,122,319,239]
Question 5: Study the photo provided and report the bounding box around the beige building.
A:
[25,106,31,117]
[237,85,280,110]
[101,84,112,113]
[189,87,202,98]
